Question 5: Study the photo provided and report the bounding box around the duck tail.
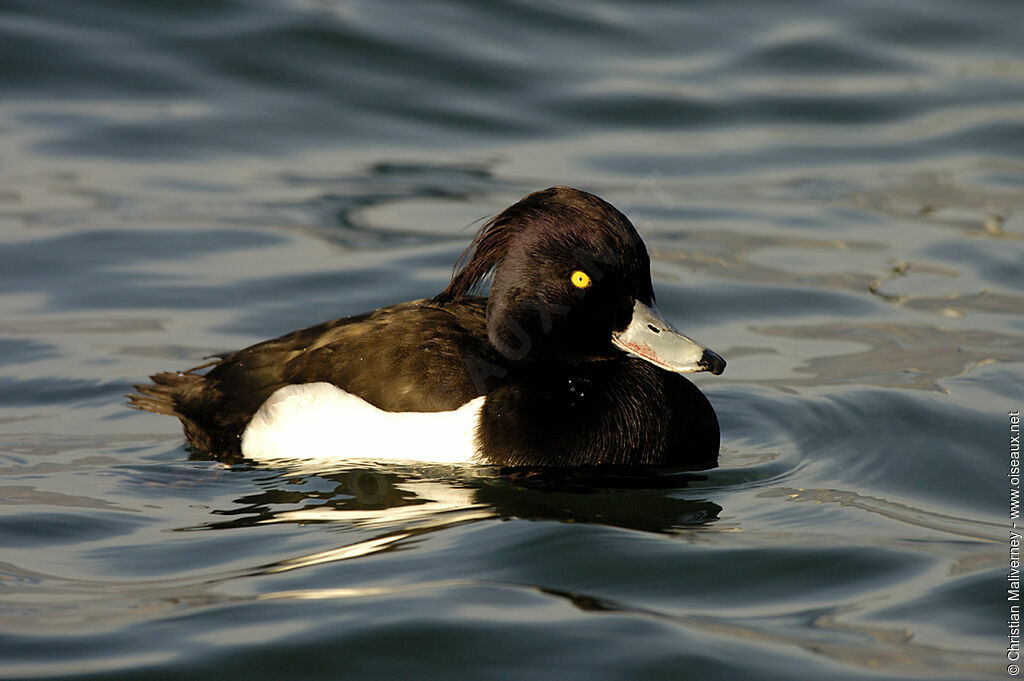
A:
[127,371,204,416]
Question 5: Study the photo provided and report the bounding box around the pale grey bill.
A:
[611,300,726,375]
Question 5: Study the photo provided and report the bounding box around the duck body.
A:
[131,187,725,467]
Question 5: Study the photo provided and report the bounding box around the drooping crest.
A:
[434,187,635,303]
[432,206,519,303]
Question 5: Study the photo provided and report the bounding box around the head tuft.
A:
[434,187,644,303]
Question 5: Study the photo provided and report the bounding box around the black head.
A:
[436,187,654,365]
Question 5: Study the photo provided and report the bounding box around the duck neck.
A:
[476,358,673,467]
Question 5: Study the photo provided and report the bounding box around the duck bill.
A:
[611,301,726,375]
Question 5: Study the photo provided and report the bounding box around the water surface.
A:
[1,1,1021,679]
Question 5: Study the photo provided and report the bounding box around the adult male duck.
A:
[130,187,726,467]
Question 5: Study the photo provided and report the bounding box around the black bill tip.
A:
[699,349,726,376]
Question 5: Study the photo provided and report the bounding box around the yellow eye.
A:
[570,270,592,289]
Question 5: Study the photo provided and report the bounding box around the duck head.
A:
[437,187,725,375]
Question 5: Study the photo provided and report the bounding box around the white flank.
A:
[241,382,484,464]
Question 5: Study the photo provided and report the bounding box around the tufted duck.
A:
[130,187,725,466]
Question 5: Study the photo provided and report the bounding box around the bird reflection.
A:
[195,464,722,535]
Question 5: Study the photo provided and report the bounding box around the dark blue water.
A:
[1,1,1021,679]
